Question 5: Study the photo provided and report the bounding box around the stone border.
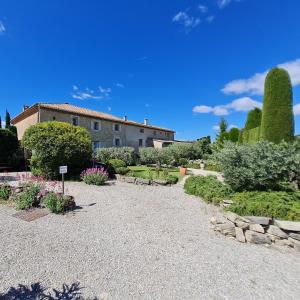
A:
[116,175,169,186]
[211,212,300,252]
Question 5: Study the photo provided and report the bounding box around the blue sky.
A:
[1,0,300,140]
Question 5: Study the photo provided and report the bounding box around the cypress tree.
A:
[5,110,11,129]
[244,108,262,130]
[260,67,294,143]
[228,127,240,143]
[0,116,2,129]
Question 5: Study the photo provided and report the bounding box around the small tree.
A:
[228,128,240,143]
[5,110,11,129]
[216,118,229,144]
[244,108,262,130]
[260,67,294,143]
[0,129,19,163]
[22,121,92,179]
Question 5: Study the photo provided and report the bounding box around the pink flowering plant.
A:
[80,167,108,186]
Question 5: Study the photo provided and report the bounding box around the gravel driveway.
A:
[0,181,300,299]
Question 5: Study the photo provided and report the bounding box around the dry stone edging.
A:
[211,212,300,252]
[116,175,169,186]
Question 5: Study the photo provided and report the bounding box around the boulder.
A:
[152,179,168,186]
[235,220,249,230]
[274,220,300,232]
[267,234,281,242]
[124,177,136,184]
[135,178,150,185]
[288,237,300,252]
[249,223,265,234]
[289,233,300,241]
[267,225,288,239]
[245,230,271,245]
[274,239,294,247]
[245,216,271,226]
[115,174,125,182]
[235,227,245,243]
[224,212,239,223]
[211,215,227,225]
[217,222,236,236]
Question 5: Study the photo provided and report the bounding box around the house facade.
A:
[12,103,175,151]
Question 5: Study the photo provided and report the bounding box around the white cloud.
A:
[212,125,220,131]
[218,0,240,9]
[222,58,300,96]
[206,15,215,23]
[72,85,111,100]
[228,124,239,129]
[172,11,201,31]
[294,104,300,116]
[193,97,262,116]
[0,20,5,33]
[198,5,208,13]
[1,121,5,128]
[116,83,124,88]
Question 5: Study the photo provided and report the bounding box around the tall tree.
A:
[5,110,11,129]
[0,116,2,129]
[216,118,229,143]
[244,108,262,130]
[260,67,294,143]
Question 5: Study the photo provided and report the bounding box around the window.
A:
[113,123,121,132]
[139,139,143,147]
[140,128,144,133]
[72,116,79,126]
[153,131,157,136]
[114,137,121,147]
[52,116,56,120]
[91,121,100,131]
[92,141,101,152]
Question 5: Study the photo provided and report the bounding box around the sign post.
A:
[59,166,68,194]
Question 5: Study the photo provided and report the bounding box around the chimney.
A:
[23,105,29,112]
[144,118,149,126]
[123,115,128,121]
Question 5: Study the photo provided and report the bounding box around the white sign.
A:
[59,166,68,174]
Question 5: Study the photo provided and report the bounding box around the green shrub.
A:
[216,140,300,191]
[166,175,178,184]
[80,167,108,186]
[115,167,130,175]
[245,108,262,130]
[96,147,135,165]
[260,67,294,143]
[0,184,11,201]
[22,121,92,179]
[186,161,201,169]
[107,159,126,174]
[0,129,19,164]
[43,192,75,214]
[179,158,188,167]
[228,128,240,143]
[228,191,300,221]
[16,184,41,210]
[139,147,172,166]
[184,176,232,205]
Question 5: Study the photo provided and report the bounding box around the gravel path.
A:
[0,181,300,299]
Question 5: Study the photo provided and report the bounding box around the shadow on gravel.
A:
[0,282,99,300]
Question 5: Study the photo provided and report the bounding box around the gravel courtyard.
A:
[0,181,300,299]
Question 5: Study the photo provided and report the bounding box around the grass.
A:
[128,166,184,181]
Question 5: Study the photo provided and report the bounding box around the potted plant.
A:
[179,158,188,175]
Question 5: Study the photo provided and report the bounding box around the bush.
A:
[115,166,130,175]
[184,176,232,205]
[80,167,108,186]
[228,191,300,221]
[166,175,178,184]
[260,67,294,143]
[0,129,19,164]
[245,108,262,130]
[22,121,92,179]
[16,184,41,210]
[216,140,300,192]
[228,128,240,143]
[96,147,135,165]
[0,184,11,201]
[139,147,172,166]
[107,159,126,174]
[179,158,188,167]
[43,192,75,214]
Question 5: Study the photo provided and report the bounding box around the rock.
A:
[267,225,288,239]
[249,223,265,234]
[224,212,239,223]
[135,178,150,185]
[235,227,245,243]
[289,233,300,241]
[210,215,226,225]
[115,174,125,182]
[218,222,236,236]
[245,230,271,244]
[223,199,233,205]
[152,179,168,186]
[267,234,281,242]
[288,238,300,252]
[124,177,136,184]
[274,220,300,232]
[235,220,249,230]
[245,216,271,226]
[275,239,294,247]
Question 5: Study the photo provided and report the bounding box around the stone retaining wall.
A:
[116,175,169,186]
[211,212,300,252]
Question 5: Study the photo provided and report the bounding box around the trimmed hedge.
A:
[22,121,92,179]
[184,176,232,205]
[260,67,294,143]
[0,129,19,164]
[244,108,262,130]
[228,191,300,221]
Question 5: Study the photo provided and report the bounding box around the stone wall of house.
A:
[14,111,39,140]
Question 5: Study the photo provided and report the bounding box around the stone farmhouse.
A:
[11,103,175,151]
